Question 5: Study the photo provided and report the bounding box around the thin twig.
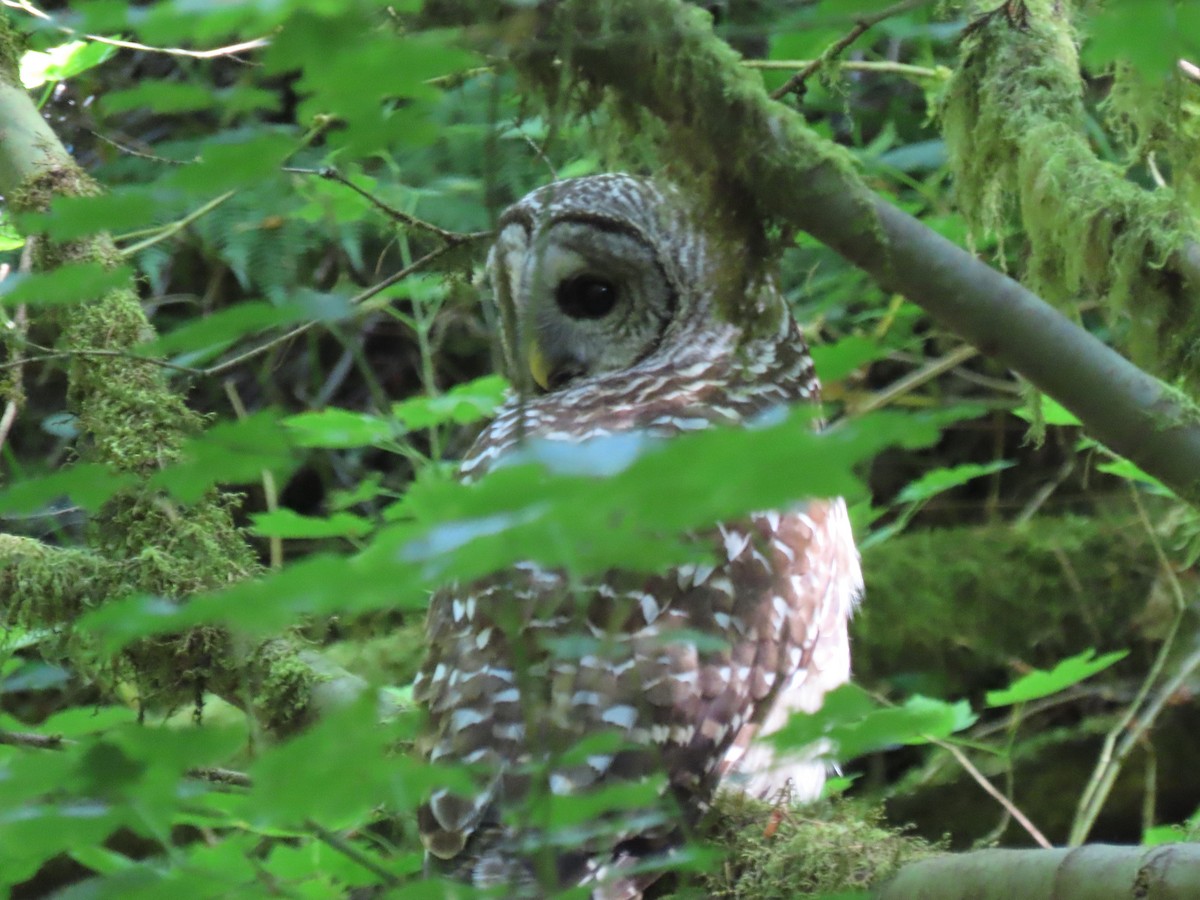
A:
[851,343,979,415]
[87,130,196,166]
[189,766,252,788]
[748,59,948,81]
[0,729,252,787]
[224,379,282,569]
[1013,457,1075,525]
[0,729,67,750]
[2,0,270,59]
[283,166,490,245]
[1069,488,1193,845]
[0,247,33,453]
[308,821,402,887]
[1,347,202,376]
[936,738,1053,849]
[770,0,940,100]
[202,241,474,377]
[119,191,236,256]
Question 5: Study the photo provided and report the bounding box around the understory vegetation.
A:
[1,0,1199,896]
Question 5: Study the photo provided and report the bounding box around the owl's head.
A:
[487,174,732,393]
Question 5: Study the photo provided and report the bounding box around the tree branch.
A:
[942,5,1200,384]
[879,844,1200,899]
[422,0,1200,504]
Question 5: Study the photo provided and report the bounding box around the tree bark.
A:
[879,844,1200,899]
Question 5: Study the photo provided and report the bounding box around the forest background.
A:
[2,0,1200,896]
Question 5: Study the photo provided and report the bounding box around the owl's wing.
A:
[414,499,860,894]
[719,498,863,799]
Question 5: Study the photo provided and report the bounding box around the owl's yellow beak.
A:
[528,344,553,391]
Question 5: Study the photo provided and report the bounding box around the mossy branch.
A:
[0,12,362,737]
[422,0,1200,504]
[941,0,1200,388]
[877,844,1200,899]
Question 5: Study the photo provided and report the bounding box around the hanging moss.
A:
[941,1,1200,388]
[501,0,881,338]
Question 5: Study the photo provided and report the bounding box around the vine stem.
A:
[769,0,940,100]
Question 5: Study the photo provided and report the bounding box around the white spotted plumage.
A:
[414,174,862,898]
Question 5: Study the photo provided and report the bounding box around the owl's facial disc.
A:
[521,221,674,391]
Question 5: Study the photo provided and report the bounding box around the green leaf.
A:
[392,375,509,430]
[0,215,24,252]
[810,335,888,382]
[85,408,946,640]
[772,684,975,761]
[20,190,173,242]
[149,410,296,504]
[0,262,133,307]
[144,291,353,362]
[248,696,445,828]
[284,408,397,449]
[20,40,116,89]
[1081,0,1183,79]
[251,509,372,539]
[103,82,280,117]
[0,463,134,515]
[1094,456,1168,491]
[1013,394,1081,427]
[986,649,1130,708]
[895,460,1014,505]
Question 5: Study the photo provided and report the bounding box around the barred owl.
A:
[414,174,861,898]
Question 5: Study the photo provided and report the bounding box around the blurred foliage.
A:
[1,0,1199,896]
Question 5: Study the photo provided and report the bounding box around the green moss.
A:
[855,513,1164,698]
[521,0,882,338]
[690,792,941,897]
[247,638,326,735]
[941,3,1200,387]
[0,12,27,85]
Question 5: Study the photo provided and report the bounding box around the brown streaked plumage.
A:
[413,174,861,898]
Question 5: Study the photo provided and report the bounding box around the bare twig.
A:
[2,0,270,59]
[119,191,236,256]
[748,59,948,81]
[0,729,67,750]
[190,766,252,789]
[202,239,479,378]
[1013,457,1076,525]
[1069,489,1194,845]
[936,738,1054,849]
[1179,59,1200,84]
[224,379,282,569]
[0,729,252,787]
[1,346,202,376]
[308,821,402,887]
[283,166,490,245]
[770,0,939,100]
[851,343,979,415]
[87,130,197,166]
[0,245,33,453]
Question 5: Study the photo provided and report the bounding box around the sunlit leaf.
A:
[20,40,116,89]
[0,262,133,307]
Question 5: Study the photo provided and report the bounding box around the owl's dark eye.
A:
[556,274,618,320]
